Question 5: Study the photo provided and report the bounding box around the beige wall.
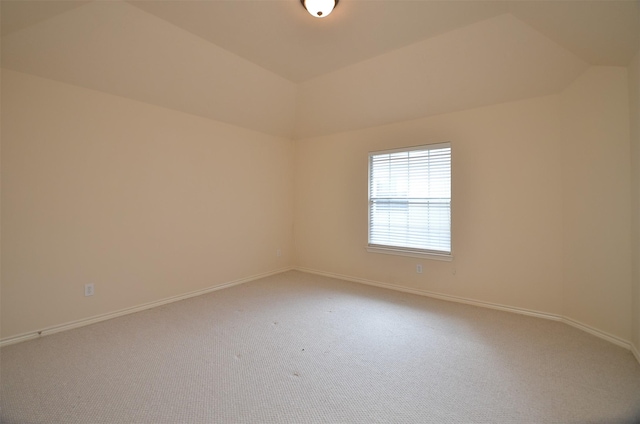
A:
[560,67,631,341]
[2,64,635,349]
[1,70,294,339]
[630,51,640,352]
[295,94,565,316]
[295,67,633,341]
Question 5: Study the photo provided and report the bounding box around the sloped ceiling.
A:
[1,0,638,138]
[129,0,508,83]
[0,1,297,138]
[295,13,589,138]
[129,0,639,82]
[0,0,89,36]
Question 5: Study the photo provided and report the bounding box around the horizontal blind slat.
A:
[369,144,451,254]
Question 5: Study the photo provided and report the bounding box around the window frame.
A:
[367,142,453,262]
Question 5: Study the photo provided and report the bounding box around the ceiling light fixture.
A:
[301,0,338,18]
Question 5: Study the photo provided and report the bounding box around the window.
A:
[368,142,452,260]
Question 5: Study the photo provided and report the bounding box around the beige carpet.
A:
[2,270,639,423]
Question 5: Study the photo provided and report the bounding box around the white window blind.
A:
[368,143,451,256]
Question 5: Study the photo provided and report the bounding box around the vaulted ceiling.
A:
[1,0,639,138]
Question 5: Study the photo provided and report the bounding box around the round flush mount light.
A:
[301,0,339,18]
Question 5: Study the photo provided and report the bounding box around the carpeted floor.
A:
[2,270,640,423]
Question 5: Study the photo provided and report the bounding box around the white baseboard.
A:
[296,267,561,321]
[561,317,631,351]
[0,267,293,347]
[632,343,640,364]
[4,265,637,366]
[295,267,635,355]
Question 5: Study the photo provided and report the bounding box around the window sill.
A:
[366,246,453,262]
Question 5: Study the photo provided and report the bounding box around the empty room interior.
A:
[2,0,640,422]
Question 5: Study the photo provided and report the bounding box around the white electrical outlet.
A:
[84,283,94,297]
[277,249,282,257]
[416,264,423,274]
